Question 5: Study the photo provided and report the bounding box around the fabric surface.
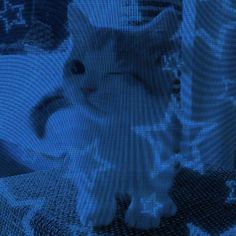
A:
[0,168,235,236]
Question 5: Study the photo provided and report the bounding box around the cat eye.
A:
[70,60,85,75]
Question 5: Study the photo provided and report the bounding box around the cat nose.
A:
[81,87,96,94]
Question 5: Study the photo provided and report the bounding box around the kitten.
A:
[30,3,180,229]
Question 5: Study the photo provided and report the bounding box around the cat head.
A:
[63,3,181,112]
[30,3,180,138]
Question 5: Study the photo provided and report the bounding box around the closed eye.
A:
[109,72,142,82]
[108,73,146,89]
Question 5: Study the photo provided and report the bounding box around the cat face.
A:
[63,3,180,116]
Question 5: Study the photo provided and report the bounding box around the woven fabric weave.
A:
[0,168,235,235]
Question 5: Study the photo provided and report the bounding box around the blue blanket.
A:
[0,168,235,235]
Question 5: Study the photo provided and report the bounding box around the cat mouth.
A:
[86,98,109,114]
[78,93,102,111]
[74,95,110,124]
[86,93,114,113]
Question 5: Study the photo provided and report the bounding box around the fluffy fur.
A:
[31,3,181,229]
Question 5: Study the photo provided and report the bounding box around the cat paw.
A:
[125,204,161,230]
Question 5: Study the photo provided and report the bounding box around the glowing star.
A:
[188,223,236,236]
[133,96,218,175]
[65,139,115,189]
[176,120,217,174]
[187,223,210,236]
[196,28,221,58]
[133,96,181,177]
[174,103,218,174]
[140,193,163,217]
[0,182,44,236]
[218,78,236,107]
[220,225,236,236]
[0,0,26,33]
[225,180,236,204]
[163,50,183,78]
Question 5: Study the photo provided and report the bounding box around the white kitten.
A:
[31,3,181,229]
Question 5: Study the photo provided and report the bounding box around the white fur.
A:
[62,3,180,229]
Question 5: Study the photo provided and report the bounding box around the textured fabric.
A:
[0,168,235,235]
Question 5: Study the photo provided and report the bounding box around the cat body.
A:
[60,90,177,229]
[31,3,180,229]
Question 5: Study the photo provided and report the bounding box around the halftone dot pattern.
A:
[0,168,235,235]
[181,0,236,171]
[0,0,236,235]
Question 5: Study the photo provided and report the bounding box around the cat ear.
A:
[138,7,180,41]
[68,3,94,40]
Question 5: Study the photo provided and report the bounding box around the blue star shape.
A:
[187,223,210,236]
[195,28,221,58]
[0,181,44,236]
[187,223,236,236]
[140,193,163,217]
[133,96,181,177]
[65,139,115,189]
[225,180,236,204]
[0,0,25,33]
[133,96,217,176]
[218,78,236,106]
[174,100,217,173]
[220,225,236,236]
[162,50,183,78]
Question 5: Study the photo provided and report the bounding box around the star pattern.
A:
[133,96,181,177]
[133,96,217,176]
[0,182,44,236]
[0,0,25,33]
[140,193,163,217]
[188,223,236,236]
[218,78,236,107]
[187,223,210,236]
[196,28,221,58]
[65,139,115,189]
[220,225,236,236]
[162,50,183,78]
[174,100,218,174]
[225,180,236,204]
